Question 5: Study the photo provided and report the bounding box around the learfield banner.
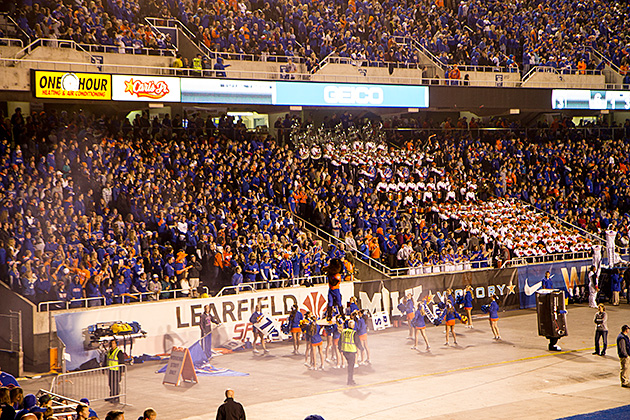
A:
[55,283,353,371]
[33,70,111,100]
[354,268,519,320]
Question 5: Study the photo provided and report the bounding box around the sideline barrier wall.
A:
[517,259,591,309]
[354,268,520,319]
[55,283,353,371]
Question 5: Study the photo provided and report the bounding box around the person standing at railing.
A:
[148,274,161,301]
[214,57,230,77]
[113,275,129,304]
[448,65,461,86]
[243,253,259,288]
[51,279,69,310]
[231,265,243,292]
[192,53,202,76]
[68,274,84,308]
[86,275,103,307]
[105,340,125,404]
[577,59,587,75]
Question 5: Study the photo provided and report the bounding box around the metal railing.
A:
[400,260,493,276]
[319,55,424,69]
[215,275,327,296]
[74,42,176,56]
[524,65,603,77]
[0,13,31,44]
[504,252,592,267]
[50,364,127,405]
[13,38,97,59]
[145,17,213,60]
[35,389,82,419]
[12,37,175,59]
[2,55,624,90]
[39,296,106,312]
[521,201,605,247]
[291,211,499,277]
[393,36,447,70]
[0,37,23,47]
[210,50,306,64]
[37,287,196,312]
[0,310,22,353]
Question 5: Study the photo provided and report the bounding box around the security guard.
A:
[105,340,125,403]
[192,54,202,76]
[339,319,360,385]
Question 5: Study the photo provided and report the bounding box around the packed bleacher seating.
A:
[146,0,630,73]
[11,0,174,52]
[8,0,630,77]
[0,109,359,308]
[3,106,630,307]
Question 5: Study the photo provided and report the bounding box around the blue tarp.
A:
[156,334,248,377]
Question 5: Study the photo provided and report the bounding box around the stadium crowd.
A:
[8,0,630,75]
[299,115,630,255]
[3,106,629,306]
[0,109,359,307]
[11,0,174,52]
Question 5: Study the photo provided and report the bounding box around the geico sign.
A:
[323,85,384,105]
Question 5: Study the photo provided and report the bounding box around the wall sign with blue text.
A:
[180,78,429,108]
[274,82,428,107]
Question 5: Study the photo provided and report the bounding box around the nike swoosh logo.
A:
[524,278,542,296]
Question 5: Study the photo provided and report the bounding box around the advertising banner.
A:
[180,78,276,104]
[517,259,591,309]
[33,71,111,100]
[112,74,181,102]
[274,82,429,107]
[180,78,429,108]
[552,89,630,110]
[55,283,353,371]
[354,268,519,321]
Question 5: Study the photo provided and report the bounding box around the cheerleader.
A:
[249,304,269,354]
[324,321,337,366]
[288,305,303,354]
[488,295,501,340]
[302,311,313,367]
[400,293,415,339]
[463,285,474,328]
[441,302,463,346]
[309,319,325,370]
[354,310,371,365]
[411,300,431,351]
[345,296,359,317]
